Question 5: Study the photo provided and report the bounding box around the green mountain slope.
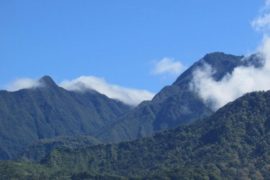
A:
[20,135,101,162]
[1,90,270,179]
[0,52,262,162]
[0,52,263,163]
[0,76,131,159]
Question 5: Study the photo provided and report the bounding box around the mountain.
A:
[0,76,131,159]
[0,52,263,161]
[1,90,270,179]
[20,135,101,162]
[97,52,260,143]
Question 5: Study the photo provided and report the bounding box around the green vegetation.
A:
[0,53,243,160]
[20,135,101,162]
[0,52,267,179]
[0,76,130,159]
[1,91,270,179]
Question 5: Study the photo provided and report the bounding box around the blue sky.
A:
[0,0,265,94]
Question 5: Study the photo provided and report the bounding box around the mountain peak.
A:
[173,52,244,86]
[204,51,226,57]
[39,75,58,87]
[202,52,244,63]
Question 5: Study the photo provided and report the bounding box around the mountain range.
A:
[0,52,247,159]
[1,88,270,179]
[0,52,268,179]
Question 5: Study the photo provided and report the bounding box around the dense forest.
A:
[1,91,270,179]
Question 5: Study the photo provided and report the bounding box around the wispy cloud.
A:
[152,58,185,76]
[4,76,155,106]
[251,0,270,32]
[6,78,41,92]
[59,76,155,106]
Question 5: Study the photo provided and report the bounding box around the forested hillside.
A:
[1,91,270,179]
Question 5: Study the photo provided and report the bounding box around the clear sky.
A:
[0,0,265,93]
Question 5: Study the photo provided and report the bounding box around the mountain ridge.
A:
[1,90,270,179]
[97,52,257,143]
[0,76,131,159]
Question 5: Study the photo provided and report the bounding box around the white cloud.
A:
[190,0,270,110]
[251,0,270,32]
[152,58,185,76]
[3,76,155,106]
[251,14,270,32]
[59,76,155,106]
[6,78,41,92]
[190,36,270,110]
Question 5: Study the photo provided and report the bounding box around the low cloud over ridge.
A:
[190,0,270,110]
[190,43,270,110]
[4,76,155,106]
[60,76,155,106]
[6,78,42,92]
